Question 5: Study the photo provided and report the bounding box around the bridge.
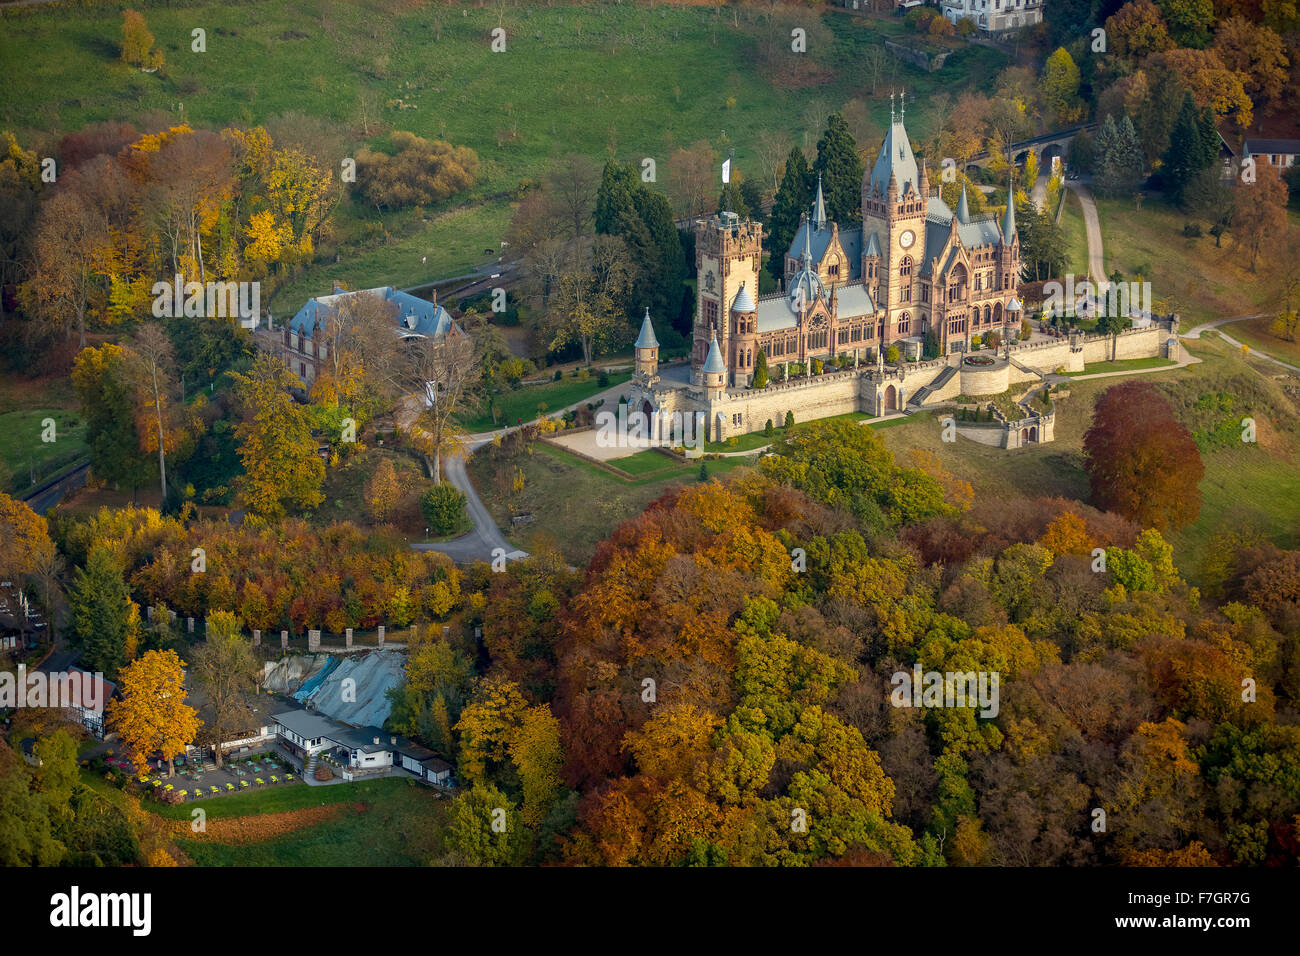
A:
[967,124,1096,171]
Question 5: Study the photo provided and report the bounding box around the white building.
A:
[941,0,1043,35]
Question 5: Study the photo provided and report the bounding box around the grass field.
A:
[1094,196,1299,327]
[168,777,447,866]
[469,438,757,564]
[458,371,630,432]
[1221,315,1300,367]
[876,336,1300,581]
[1059,189,1090,277]
[0,408,87,494]
[0,0,1009,295]
[1060,356,1177,376]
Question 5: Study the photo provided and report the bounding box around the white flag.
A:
[721,158,731,184]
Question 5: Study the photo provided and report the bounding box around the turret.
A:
[702,333,726,395]
[634,307,659,381]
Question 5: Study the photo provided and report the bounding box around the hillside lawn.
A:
[1059,189,1089,278]
[468,439,758,564]
[1060,356,1177,376]
[1222,314,1300,367]
[0,0,1008,303]
[458,371,631,433]
[1093,196,1300,327]
[876,336,1300,582]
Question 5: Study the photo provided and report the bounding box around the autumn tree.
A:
[1231,160,1289,272]
[188,611,258,768]
[534,233,632,368]
[1082,380,1204,531]
[1149,48,1253,130]
[120,10,163,71]
[1212,17,1290,107]
[1039,48,1084,125]
[402,329,479,485]
[24,187,105,349]
[229,352,325,518]
[355,131,478,210]
[1105,0,1175,59]
[363,458,402,523]
[666,140,717,219]
[0,492,55,585]
[109,649,202,777]
[128,324,179,503]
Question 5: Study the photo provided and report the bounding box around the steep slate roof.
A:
[868,115,920,198]
[703,335,726,374]
[634,308,659,349]
[289,286,455,341]
[732,283,756,313]
[1002,194,1017,244]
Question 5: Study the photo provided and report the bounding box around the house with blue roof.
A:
[279,285,463,385]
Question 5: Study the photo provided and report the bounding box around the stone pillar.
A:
[280,630,288,651]
[443,625,450,639]
[377,625,385,647]
[410,623,418,642]
[147,605,154,623]
[187,617,195,634]
[345,628,353,649]
[253,629,261,647]
[169,609,177,623]
[308,629,320,651]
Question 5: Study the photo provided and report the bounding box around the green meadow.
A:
[0,0,1009,304]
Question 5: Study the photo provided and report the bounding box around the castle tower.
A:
[730,282,758,388]
[693,211,762,386]
[634,307,660,382]
[861,93,926,332]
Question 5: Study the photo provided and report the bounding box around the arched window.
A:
[899,256,913,279]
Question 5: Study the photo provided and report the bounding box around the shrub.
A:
[1182,222,1202,238]
[764,419,774,437]
[554,369,563,381]
[885,345,900,364]
[784,411,795,428]
[1020,319,1031,341]
[812,358,823,374]
[421,483,468,535]
[597,370,610,387]
[987,331,1001,349]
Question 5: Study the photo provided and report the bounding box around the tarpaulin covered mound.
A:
[261,649,405,728]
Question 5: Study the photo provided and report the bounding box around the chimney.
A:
[332,280,345,294]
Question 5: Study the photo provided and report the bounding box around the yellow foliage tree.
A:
[109,649,202,777]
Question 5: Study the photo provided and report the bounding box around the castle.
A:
[626,107,1179,445]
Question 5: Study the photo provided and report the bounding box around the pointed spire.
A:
[801,212,813,265]
[635,307,659,350]
[812,174,827,231]
[957,183,970,224]
[703,333,726,375]
[1002,175,1017,245]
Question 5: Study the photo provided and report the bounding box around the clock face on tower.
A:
[900,230,916,249]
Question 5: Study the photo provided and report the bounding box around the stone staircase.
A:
[907,364,958,408]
